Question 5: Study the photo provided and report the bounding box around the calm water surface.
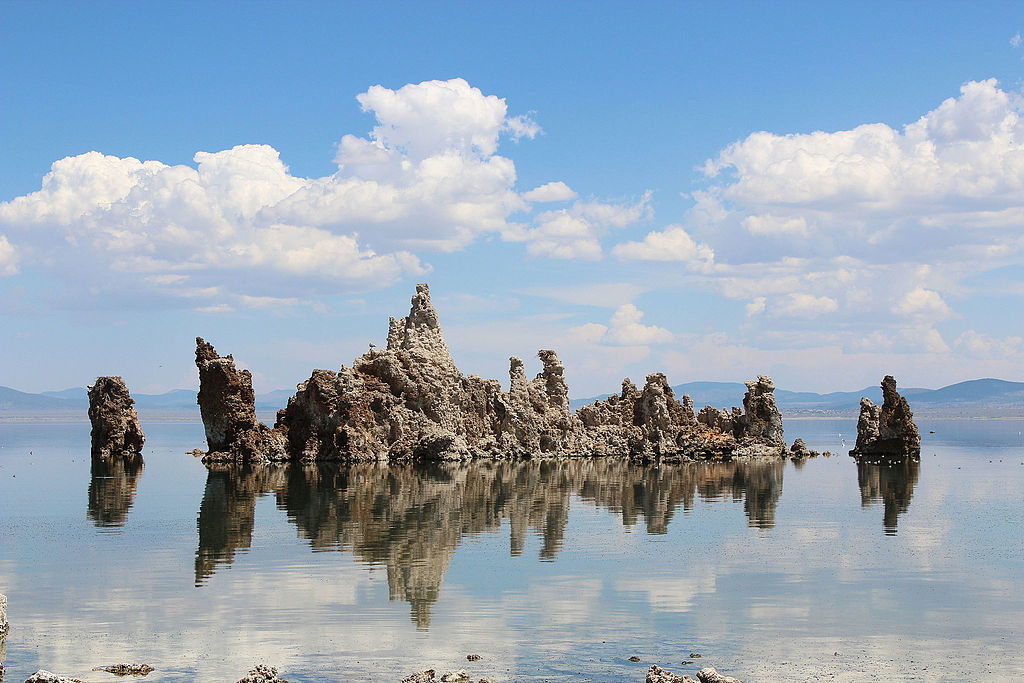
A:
[0,419,1022,682]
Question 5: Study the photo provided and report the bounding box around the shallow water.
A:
[0,419,1022,682]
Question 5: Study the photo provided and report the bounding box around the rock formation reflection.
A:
[194,459,785,626]
[87,456,143,529]
[856,458,920,535]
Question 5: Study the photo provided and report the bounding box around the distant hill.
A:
[569,378,1024,417]
[3,378,1023,418]
[0,386,293,417]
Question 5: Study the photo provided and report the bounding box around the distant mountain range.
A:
[0,385,292,416]
[2,378,1022,418]
[570,378,1024,417]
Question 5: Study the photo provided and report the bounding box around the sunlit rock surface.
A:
[195,283,793,463]
[87,377,144,460]
[850,376,921,458]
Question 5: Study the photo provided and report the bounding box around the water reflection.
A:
[856,458,920,535]
[87,456,143,529]
[194,459,785,626]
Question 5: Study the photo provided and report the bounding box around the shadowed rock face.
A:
[195,283,790,463]
[87,377,145,460]
[850,376,921,458]
[195,338,286,462]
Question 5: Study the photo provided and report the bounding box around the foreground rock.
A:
[235,665,288,683]
[1,592,7,634]
[850,376,921,459]
[401,671,472,683]
[23,672,82,683]
[696,668,743,683]
[91,664,153,676]
[196,284,795,464]
[646,665,696,682]
[87,377,145,460]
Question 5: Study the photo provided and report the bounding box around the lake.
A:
[0,419,1022,682]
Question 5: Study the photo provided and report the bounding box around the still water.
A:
[0,419,1022,682]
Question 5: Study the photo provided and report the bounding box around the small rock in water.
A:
[92,664,154,676]
[646,665,696,683]
[696,667,743,683]
[24,672,84,683]
[440,672,469,683]
[477,679,497,683]
[688,653,702,658]
[629,656,642,662]
[466,654,482,661]
[402,672,436,683]
[235,665,288,683]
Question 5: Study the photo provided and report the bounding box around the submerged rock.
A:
[850,376,921,458]
[696,668,743,683]
[646,666,695,683]
[87,377,145,460]
[195,338,286,463]
[91,664,154,676]
[194,284,792,463]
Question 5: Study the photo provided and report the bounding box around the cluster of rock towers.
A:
[85,283,920,465]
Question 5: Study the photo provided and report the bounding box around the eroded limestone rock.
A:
[647,666,696,683]
[850,376,921,458]
[195,338,286,463]
[195,283,792,463]
[235,665,288,683]
[739,375,784,445]
[696,667,743,683]
[87,377,144,460]
[23,672,83,683]
[0,593,7,635]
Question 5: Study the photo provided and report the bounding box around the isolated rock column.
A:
[850,375,921,457]
[87,377,145,460]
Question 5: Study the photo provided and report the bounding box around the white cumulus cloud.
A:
[0,78,560,306]
[522,181,577,203]
[0,235,17,276]
[567,304,674,347]
[612,225,714,266]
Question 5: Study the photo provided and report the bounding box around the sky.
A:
[2,1,1024,397]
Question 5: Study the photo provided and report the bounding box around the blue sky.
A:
[2,1,1024,396]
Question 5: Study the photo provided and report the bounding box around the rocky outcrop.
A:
[235,665,288,683]
[87,377,144,460]
[850,376,921,458]
[647,665,696,683]
[195,284,794,463]
[739,375,784,445]
[23,672,83,683]
[195,338,286,462]
[696,668,743,683]
[0,592,7,634]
